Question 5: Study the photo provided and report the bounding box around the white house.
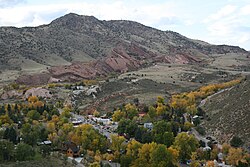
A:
[144,123,153,130]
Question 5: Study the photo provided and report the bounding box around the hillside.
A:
[0,13,249,84]
[201,76,250,148]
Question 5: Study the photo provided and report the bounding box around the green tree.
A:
[157,96,164,104]
[173,132,199,162]
[16,143,35,161]
[71,124,108,153]
[117,119,139,138]
[151,144,177,167]
[112,109,125,122]
[0,105,5,115]
[135,127,153,143]
[125,103,138,120]
[162,132,174,147]
[110,134,126,152]
[27,110,41,120]
[3,127,17,144]
[230,136,244,148]
[131,142,156,167]
[40,145,51,157]
[21,123,40,146]
[0,140,14,162]
[153,120,171,135]
[120,154,133,167]
[148,106,156,119]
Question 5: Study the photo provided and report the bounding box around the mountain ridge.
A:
[0,13,248,84]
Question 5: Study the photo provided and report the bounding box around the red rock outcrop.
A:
[48,46,145,82]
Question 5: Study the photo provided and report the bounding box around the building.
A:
[92,117,112,125]
[144,123,153,130]
[72,118,83,126]
[62,141,80,158]
[37,140,52,146]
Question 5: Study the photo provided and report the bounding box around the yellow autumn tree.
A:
[156,103,167,116]
[131,142,157,167]
[112,109,125,122]
[110,135,126,152]
[47,122,56,132]
[226,147,245,166]
[126,139,142,160]
[28,96,39,103]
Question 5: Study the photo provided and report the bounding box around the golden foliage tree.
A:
[226,147,245,166]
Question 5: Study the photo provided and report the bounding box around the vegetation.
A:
[230,136,244,148]
[0,78,249,166]
[170,78,242,114]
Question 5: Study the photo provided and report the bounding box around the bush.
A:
[16,143,35,161]
[196,126,206,136]
[230,136,244,147]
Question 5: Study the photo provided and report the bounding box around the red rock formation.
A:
[48,46,145,82]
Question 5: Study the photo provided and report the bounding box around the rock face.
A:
[0,13,248,84]
[1,90,23,100]
[24,87,52,98]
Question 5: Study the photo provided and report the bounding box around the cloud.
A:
[0,1,178,27]
[0,0,249,50]
[203,4,250,49]
[0,0,25,8]
[204,5,237,22]
[240,5,250,15]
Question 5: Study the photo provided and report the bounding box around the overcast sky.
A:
[0,0,249,50]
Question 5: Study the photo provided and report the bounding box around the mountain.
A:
[0,13,248,84]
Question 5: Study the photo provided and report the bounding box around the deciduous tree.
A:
[173,132,199,162]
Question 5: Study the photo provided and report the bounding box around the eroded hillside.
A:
[0,13,249,84]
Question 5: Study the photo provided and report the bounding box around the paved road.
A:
[70,111,117,140]
[184,113,210,146]
[184,87,232,148]
[190,128,210,146]
[58,108,117,140]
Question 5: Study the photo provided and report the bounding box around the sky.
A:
[0,0,249,50]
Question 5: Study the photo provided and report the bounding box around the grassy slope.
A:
[201,76,250,147]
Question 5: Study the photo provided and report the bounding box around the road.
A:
[184,113,210,146]
[184,87,232,148]
[198,87,234,108]
[69,110,117,140]
[190,128,210,146]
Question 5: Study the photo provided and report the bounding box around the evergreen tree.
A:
[0,105,5,115]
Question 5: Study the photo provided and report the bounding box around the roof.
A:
[139,112,146,117]
[43,140,52,145]
[63,141,80,153]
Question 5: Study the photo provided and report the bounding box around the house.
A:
[62,141,80,158]
[138,112,146,117]
[144,123,153,130]
[92,117,112,125]
[72,118,83,126]
[37,140,52,146]
[203,146,211,151]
